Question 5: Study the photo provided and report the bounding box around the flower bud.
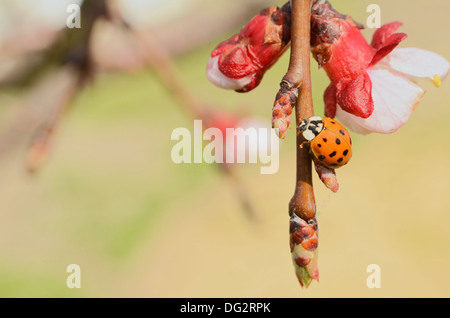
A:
[272,81,298,139]
[206,3,291,92]
[289,214,319,287]
[313,157,339,193]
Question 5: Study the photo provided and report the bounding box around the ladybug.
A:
[298,116,352,169]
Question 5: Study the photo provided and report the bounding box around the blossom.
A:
[202,110,271,165]
[311,1,450,134]
[206,3,291,93]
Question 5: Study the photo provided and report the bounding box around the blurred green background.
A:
[0,0,448,297]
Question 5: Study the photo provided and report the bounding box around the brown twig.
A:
[284,0,316,221]
[282,0,319,287]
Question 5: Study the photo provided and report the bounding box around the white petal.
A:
[336,69,425,134]
[384,48,450,81]
[206,56,253,90]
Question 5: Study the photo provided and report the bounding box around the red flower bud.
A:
[206,3,291,92]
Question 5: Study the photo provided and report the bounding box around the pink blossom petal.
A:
[336,69,425,134]
[383,48,450,81]
[206,56,254,90]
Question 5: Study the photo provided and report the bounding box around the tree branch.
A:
[283,0,319,287]
[285,0,316,221]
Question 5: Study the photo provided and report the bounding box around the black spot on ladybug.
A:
[322,138,328,143]
[318,144,322,148]
[335,138,341,145]
[337,157,343,163]
[343,149,349,156]
[330,163,338,167]
[331,121,336,124]
[329,151,337,158]
[318,155,325,161]
[339,130,345,136]
[350,138,352,145]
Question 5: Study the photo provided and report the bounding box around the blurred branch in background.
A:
[122,12,259,220]
[0,0,108,171]
[0,0,262,219]
[26,0,108,173]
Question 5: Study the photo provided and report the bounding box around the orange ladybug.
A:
[298,116,352,169]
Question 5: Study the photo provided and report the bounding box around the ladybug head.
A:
[298,116,324,141]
